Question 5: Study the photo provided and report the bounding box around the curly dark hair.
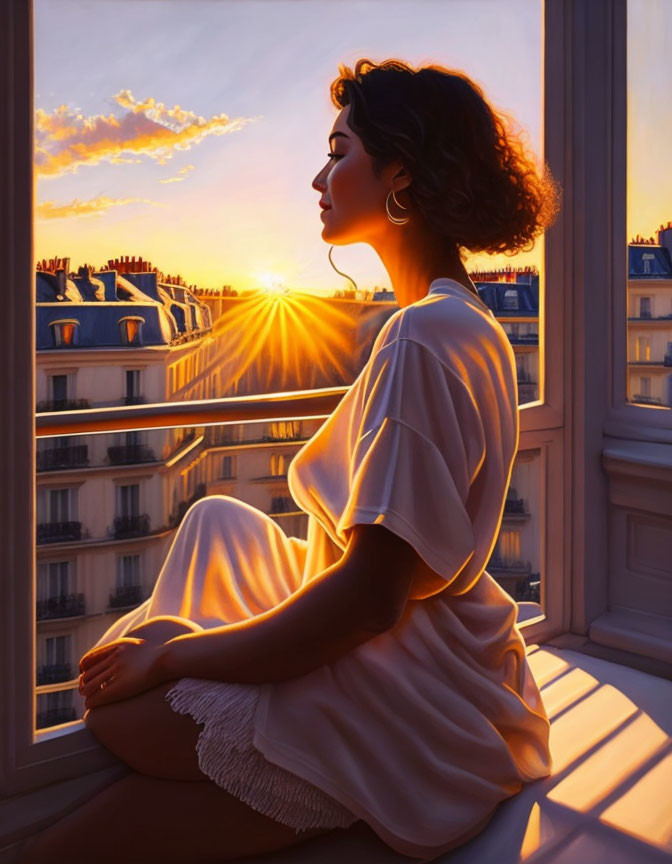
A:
[330,58,561,257]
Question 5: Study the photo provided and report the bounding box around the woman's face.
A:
[312,104,403,246]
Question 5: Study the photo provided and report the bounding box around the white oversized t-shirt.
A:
[252,277,552,859]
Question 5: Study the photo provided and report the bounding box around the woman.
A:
[21,58,560,863]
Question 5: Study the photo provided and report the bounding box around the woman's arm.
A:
[155,523,418,684]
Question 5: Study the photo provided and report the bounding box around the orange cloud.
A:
[159,163,195,184]
[35,92,261,177]
[37,195,164,220]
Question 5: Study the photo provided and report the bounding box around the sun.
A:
[255,270,289,296]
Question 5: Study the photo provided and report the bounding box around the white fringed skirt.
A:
[164,676,358,833]
[90,495,359,833]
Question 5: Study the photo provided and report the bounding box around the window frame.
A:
[3,0,654,811]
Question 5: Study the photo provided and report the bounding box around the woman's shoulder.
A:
[374,293,509,370]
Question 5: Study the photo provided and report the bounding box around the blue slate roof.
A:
[628,245,672,278]
[36,269,212,350]
[473,281,539,316]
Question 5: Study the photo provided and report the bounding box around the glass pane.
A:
[35,418,322,729]
[627,0,672,408]
[35,420,545,730]
[34,0,544,408]
[487,448,543,619]
[33,0,548,731]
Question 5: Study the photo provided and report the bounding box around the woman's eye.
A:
[327,152,343,160]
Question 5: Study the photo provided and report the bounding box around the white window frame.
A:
[5,0,670,839]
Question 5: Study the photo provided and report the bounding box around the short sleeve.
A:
[335,337,486,599]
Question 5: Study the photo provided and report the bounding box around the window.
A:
[125,369,142,402]
[117,554,140,588]
[8,0,642,830]
[117,484,140,518]
[503,288,520,310]
[118,316,144,346]
[38,561,70,600]
[49,318,79,347]
[270,453,286,476]
[220,454,236,479]
[635,336,651,362]
[49,373,68,403]
[625,0,672,413]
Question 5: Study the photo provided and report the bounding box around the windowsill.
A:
[4,643,671,863]
[589,609,672,665]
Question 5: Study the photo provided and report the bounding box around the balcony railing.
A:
[36,663,72,685]
[36,593,85,620]
[36,707,77,729]
[35,388,347,438]
[36,398,91,413]
[107,444,157,464]
[36,520,82,544]
[36,444,89,471]
[109,584,145,609]
[488,556,532,575]
[503,497,528,515]
[270,496,297,513]
[113,513,150,539]
[632,393,663,405]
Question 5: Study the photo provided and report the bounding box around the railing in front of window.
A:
[36,663,72,685]
[113,514,151,539]
[107,444,157,464]
[37,444,89,471]
[36,593,85,621]
[37,521,82,544]
[108,584,146,609]
[36,398,91,413]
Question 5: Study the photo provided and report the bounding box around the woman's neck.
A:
[370,220,473,308]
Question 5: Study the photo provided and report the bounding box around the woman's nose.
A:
[312,166,327,192]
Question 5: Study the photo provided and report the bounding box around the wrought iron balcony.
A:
[36,593,85,621]
[109,584,145,609]
[36,444,89,471]
[36,663,73,685]
[632,393,663,405]
[36,520,82,544]
[503,497,528,515]
[36,707,77,729]
[269,496,297,514]
[113,513,150,539]
[107,444,157,464]
[36,398,91,413]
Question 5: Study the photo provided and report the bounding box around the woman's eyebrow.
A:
[328,131,350,144]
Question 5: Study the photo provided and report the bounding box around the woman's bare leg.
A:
[18,770,330,864]
[19,616,333,862]
[83,617,208,779]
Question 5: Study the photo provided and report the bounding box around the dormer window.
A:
[118,316,145,346]
[503,289,520,311]
[48,319,79,347]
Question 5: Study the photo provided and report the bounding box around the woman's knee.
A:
[125,616,203,645]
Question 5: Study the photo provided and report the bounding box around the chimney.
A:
[55,268,66,297]
[657,222,672,257]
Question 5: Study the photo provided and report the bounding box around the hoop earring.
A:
[386,190,409,225]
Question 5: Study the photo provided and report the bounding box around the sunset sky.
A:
[34,0,669,295]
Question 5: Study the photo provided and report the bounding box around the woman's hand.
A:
[78,637,165,709]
